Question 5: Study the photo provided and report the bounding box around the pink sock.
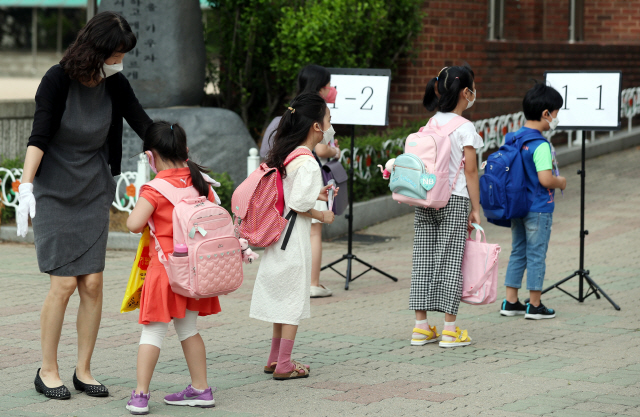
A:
[274,338,295,374]
[267,338,281,367]
[413,319,431,336]
[443,321,457,341]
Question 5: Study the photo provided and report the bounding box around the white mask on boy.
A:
[545,115,560,130]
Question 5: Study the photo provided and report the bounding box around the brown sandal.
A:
[264,362,277,374]
[264,361,310,374]
[272,360,310,380]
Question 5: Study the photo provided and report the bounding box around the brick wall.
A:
[503,0,543,41]
[583,0,640,42]
[542,0,570,41]
[389,0,640,126]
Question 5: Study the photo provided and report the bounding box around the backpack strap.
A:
[284,148,314,166]
[439,116,471,192]
[441,115,470,136]
[450,157,466,193]
[143,178,199,266]
[425,115,470,136]
[145,178,199,207]
[277,148,313,250]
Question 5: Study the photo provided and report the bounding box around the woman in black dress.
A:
[17,12,152,400]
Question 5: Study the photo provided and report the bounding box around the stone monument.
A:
[99,0,255,185]
[101,0,205,108]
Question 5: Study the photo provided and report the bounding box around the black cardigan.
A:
[28,64,152,176]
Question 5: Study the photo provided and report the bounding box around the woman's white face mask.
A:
[102,62,123,78]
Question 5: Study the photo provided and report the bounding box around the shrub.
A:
[209,171,234,213]
[207,0,424,140]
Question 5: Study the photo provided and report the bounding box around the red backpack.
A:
[231,148,313,249]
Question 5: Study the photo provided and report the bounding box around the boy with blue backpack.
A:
[484,83,566,319]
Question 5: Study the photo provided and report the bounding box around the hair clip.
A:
[288,106,296,114]
[185,159,189,162]
[170,124,173,130]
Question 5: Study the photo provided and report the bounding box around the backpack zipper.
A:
[189,218,229,239]
[424,135,437,173]
[393,153,427,173]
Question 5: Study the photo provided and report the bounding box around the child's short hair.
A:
[522,82,564,121]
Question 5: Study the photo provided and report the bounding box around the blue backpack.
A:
[479,130,539,227]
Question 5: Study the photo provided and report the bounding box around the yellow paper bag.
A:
[121,227,151,313]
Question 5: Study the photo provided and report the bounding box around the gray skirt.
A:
[32,175,115,277]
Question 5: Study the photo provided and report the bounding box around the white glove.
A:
[16,183,36,238]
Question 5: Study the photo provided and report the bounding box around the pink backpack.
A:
[390,116,468,209]
[461,224,501,305]
[145,178,243,299]
[231,148,313,249]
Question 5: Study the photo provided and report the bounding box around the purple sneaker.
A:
[126,390,150,415]
[164,384,215,408]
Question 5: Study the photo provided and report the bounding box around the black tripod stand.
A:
[527,131,620,310]
[321,125,398,290]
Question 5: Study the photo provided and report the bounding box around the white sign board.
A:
[327,68,391,126]
[545,71,622,131]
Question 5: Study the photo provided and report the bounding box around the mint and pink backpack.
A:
[231,148,313,249]
[145,178,243,299]
[461,224,501,305]
[390,116,468,208]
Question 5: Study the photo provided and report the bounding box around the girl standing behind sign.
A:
[260,64,340,298]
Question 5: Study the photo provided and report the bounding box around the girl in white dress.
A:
[250,93,337,380]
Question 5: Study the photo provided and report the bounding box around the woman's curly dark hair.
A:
[60,11,136,84]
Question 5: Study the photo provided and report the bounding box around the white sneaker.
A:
[310,285,332,298]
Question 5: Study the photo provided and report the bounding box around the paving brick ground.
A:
[1,147,639,417]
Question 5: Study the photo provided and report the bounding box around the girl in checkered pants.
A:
[409,66,484,348]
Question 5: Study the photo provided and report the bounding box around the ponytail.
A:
[422,77,439,111]
[186,159,210,198]
[143,121,211,198]
[422,65,475,113]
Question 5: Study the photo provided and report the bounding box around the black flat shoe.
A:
[73,370,109,397]
[34,368,71,400]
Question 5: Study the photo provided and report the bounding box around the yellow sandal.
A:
[439,327,472,348]
[410,325,439,346]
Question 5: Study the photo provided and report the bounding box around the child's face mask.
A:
[544,112,560,130]
[145,150,158,174]
[465,88,476,110]
[320,125,335,145]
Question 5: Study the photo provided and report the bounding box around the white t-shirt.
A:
[431,112,484,198]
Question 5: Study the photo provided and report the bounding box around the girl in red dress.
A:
[125,121,220,414]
